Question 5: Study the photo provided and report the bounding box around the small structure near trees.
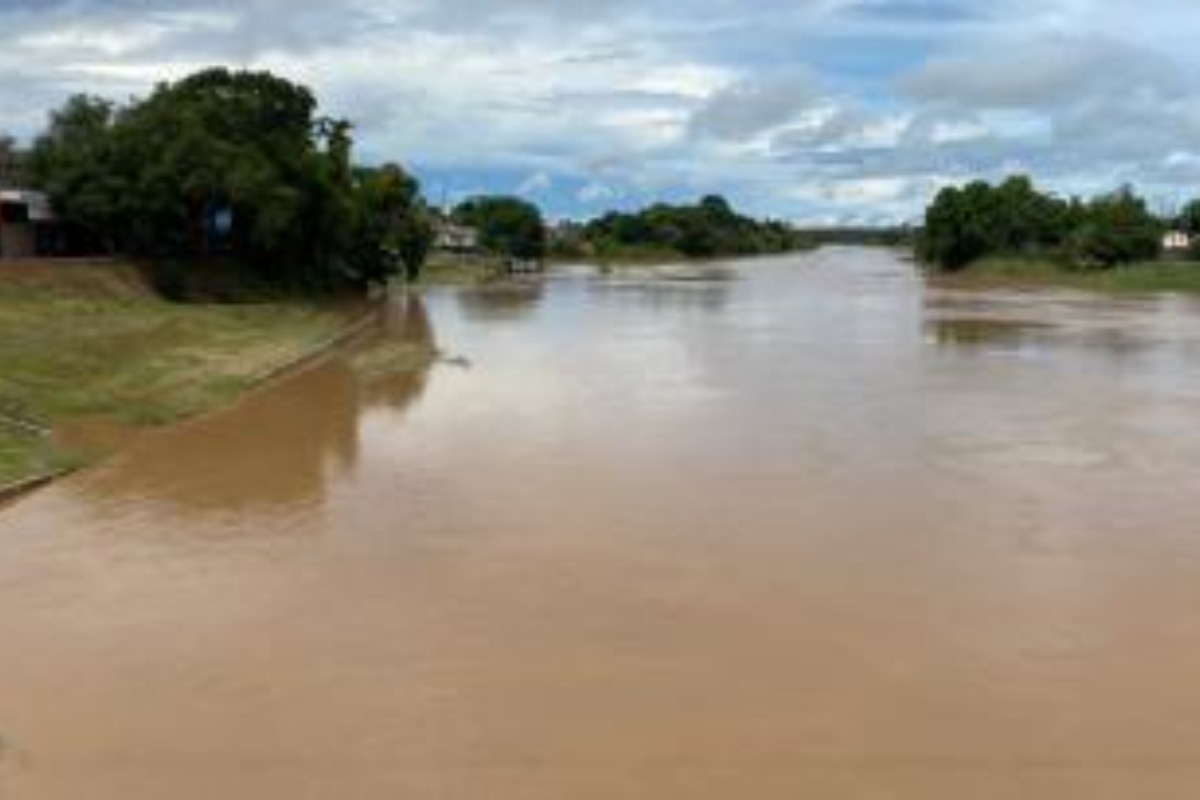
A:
[1163,230,1193,254]
[434,221,482,254]
[0,189,58,260]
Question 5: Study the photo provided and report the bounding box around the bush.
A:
[1066,189,1161,269]
[921,177,1162,271]
[582,195,806,259]
[920,176,1072,271]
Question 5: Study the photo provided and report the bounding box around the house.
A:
[0,189,56,260]
[435,222,481,254]
[1163,230,1193,253]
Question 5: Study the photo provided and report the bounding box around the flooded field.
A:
[4,247,1200,798]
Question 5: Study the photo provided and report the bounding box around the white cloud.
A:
[516,170,553,195]
[578,182,618,204]
[689,70,821,141]
[3,0,1200,222]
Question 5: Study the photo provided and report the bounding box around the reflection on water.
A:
[358,293,436,414]
[81,363,363,515]
[925,287,1200,366]
[5,250,1200,799]
[455,279,545,323]
[926,317,1059,349]
[589,271,735,313]
[77,293,436,518]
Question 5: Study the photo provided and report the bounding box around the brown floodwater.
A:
[4,247,1200,798]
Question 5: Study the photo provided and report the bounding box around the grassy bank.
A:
[0,429,69,490]
[934,257,1200,295]
[0,261,348,487]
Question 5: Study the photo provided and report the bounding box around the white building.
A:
[435,222,481,253]
[1163,230,1192,253]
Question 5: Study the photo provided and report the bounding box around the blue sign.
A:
[213,208,233,237]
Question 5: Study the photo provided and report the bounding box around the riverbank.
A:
[0,261,354,488]
[932,256,1200,295]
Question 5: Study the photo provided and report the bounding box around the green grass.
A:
[0,431,52,487]
[0,265,346,486]
[0,430,91,488]
[936,257,1200,295]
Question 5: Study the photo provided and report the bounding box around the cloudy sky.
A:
[3,0,1200,223]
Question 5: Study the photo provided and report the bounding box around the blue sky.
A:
[2,0,1199,223]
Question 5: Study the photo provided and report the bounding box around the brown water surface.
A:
[4,248,1200,798]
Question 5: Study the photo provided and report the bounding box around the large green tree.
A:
[350,163,434,283]
[29,68,430,290]
[0,134,21,186]
[919,176,1073,270]
[453,195,546,260]
[1068,187,1162,268]
[27,96,125,251]
[1177,199,1200,236]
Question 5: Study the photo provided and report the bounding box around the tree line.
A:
[448,194,815,263]
[919,176,1182,271]
[11,68,818,294]
[19,70,571,290]
[576,195,810,260]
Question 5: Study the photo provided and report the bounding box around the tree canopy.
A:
[1177,199,1200,237]
[29,68,433,290]
[583,195,806,259]
[0,134,22,187]
[1068,188,1162,268]
[453,195,547,260]
[920,176,1161,271]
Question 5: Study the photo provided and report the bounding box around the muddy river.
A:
[3,247,1200,798]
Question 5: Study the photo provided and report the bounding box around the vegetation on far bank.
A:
[919,176,1166,272]
[558,195,812,261]
[0,262,347,486]
[452,196,548,261]
[915,175,1200,294]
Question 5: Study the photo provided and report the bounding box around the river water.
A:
[3,247,1200,798]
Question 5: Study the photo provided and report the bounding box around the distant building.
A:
[0,189,57,260]
[1163,230,1193,253]
[435,222,481,254]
